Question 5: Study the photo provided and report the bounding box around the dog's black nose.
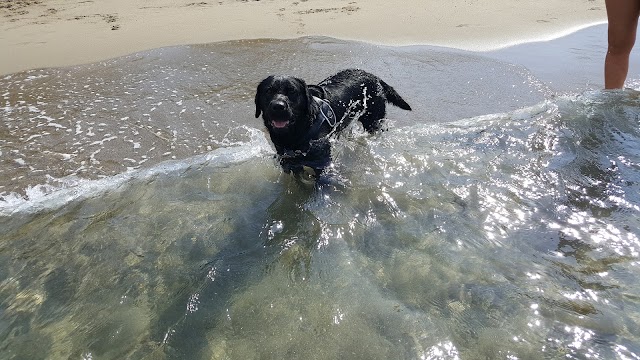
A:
[270,101,287,112]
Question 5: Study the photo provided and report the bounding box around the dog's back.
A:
[315,69,411,133]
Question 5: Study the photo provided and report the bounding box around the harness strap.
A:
[278,96,337,176]
[312,96,337,128]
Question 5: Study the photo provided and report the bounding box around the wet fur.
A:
[254,69,411,176]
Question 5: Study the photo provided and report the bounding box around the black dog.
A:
[255,69,411,178]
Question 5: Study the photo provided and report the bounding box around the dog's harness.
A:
[312,96,337,130]
[278,96,337,177]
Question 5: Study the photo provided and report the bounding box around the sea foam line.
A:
[0,127,271,217]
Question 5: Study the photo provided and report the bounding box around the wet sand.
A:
[0,0,606,75]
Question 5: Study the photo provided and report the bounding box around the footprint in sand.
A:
[295,5,360,15]
[185,2,210,7]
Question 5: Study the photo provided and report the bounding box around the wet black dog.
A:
[254,69,411,178]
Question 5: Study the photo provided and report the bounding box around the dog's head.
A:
[254,75,316,135]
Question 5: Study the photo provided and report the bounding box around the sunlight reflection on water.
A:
[1,37,640,359]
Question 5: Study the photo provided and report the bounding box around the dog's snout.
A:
[270,100,287,112]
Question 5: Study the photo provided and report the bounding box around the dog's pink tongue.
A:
[272,120,289,128]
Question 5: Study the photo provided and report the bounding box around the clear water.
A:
[1,35,640,360]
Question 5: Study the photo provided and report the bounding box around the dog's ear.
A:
[307,85,326,99]
[306,84,325,117]
[306,86,315,117]
[289,77,314,118]
[255,77,272,118]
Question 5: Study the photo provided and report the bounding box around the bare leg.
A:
[605,0,640,89]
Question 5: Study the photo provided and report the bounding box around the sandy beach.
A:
[0,0,607,75]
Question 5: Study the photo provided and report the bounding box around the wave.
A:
[0,126,272,217]
[3,90,639,222]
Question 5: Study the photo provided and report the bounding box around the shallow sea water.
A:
[1,31,640,359]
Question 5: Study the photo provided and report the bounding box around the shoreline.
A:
[0,0,607,76]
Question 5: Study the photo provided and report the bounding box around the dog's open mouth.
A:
[271,119,290,128]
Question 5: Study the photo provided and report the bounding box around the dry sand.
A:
[1,0,607,75]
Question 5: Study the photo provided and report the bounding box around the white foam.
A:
[474,21,608,52]
[0,127,271,217]
[407,21,608,52]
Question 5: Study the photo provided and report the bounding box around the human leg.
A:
[605,0,640,89]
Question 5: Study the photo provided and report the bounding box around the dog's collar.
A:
[312,96,336,128]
